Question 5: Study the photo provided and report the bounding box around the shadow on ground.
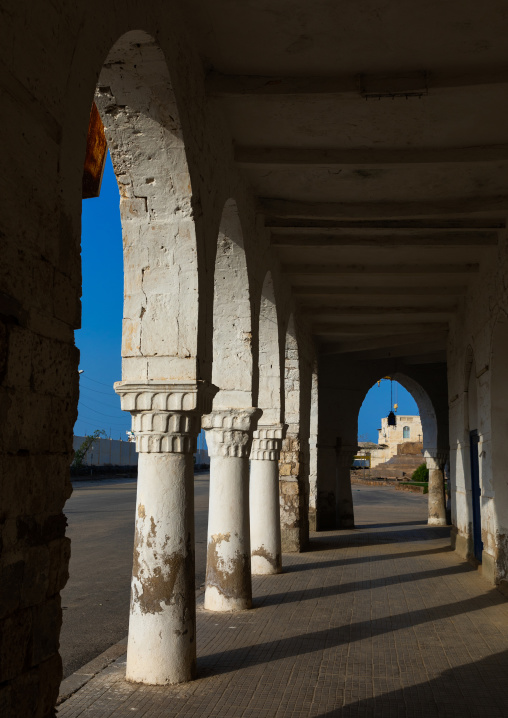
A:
[312,649,508,717]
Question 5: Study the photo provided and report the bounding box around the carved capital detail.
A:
[251,424,287,461]
[424,448,450,470]
[202,408,262,458]
[114,380,217,454]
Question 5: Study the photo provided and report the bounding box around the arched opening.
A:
[63,30,204,688]
[94,31,200,379]
[211,198,252,409]
[249,272,283,574]
[357,378,422,478]
[355,374,444,528]
[202,198,256,608]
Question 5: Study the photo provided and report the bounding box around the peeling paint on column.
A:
[202,409,260,611]
[205,538,251,602]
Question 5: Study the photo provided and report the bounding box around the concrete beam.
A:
[283,263,479,275]
[318,331,448,353]
[300,305,456,316]
[207,68,508,97]
[261,197,508,221]
[268,218,504,230]
[312,323,449,335]
[272,232,497,247]
[293,285,468,296]
[237,146,508,166]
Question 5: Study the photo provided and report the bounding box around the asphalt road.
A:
[60,478,427,679]
[60,473,210,678]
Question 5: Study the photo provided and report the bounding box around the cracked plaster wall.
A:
[447,228,508,584]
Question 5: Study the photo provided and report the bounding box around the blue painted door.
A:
[469,430,482,562]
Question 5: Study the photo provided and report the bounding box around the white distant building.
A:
[369,415,422,467]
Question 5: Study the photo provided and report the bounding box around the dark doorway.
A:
[469,430,482,562]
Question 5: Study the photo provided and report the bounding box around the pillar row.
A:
[202,408,261,612]
[336,443,357,529]
[425,449,449,527]
[115,380,215,686]
[250,424,287,575]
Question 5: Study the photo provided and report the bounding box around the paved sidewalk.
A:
[57,488,508,717]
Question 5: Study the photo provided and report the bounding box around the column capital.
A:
[424,448,449,470]
[251,423,287,461]
[114,380,217,454]
[202,408,262,458]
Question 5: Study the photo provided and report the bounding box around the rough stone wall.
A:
[0,3,315,714]
[447,228,508,584]
[278,315,314,552]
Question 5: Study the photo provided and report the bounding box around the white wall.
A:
[73,435,138,466]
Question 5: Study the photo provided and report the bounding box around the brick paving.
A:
[57,488,508,717]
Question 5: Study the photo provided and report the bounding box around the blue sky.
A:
[76,152,419,442]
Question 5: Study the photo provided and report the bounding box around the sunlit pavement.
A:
[58,485,508,717]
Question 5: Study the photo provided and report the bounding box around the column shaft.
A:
[336,445,357,529]
[115,380,214,685]
[127,452,195,684]
[428,467,447,526]
[250,425,285,575]
[425,449,448,527]
[336,465,355,529]
[203,408,260,611]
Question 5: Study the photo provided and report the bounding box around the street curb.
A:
[57,588,206,705]
[57,638,128,705]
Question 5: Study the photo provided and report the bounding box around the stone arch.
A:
[278,314,312,551]
[85,30,208,685]
[94,30,200,383]
[211,198,253,408]
[284,314,300,434]
[258,271,282,425]
[392,373,439,455]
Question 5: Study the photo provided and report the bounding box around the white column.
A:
[250,424,286,575]
[115,380,214,685]
[202,408,261,612]
[425,449,449,527]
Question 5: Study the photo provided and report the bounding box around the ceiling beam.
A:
[207,68,508,97]
[321,342,447,361]
[293,285,467,296]
[312,322,449,335]
[261,197,508,221]
[300,305,456,316]
[237,145,508,166]
[317,331,448,353]
[268,218,505,230]
[283,263,479,275]
[272,231,497,247]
